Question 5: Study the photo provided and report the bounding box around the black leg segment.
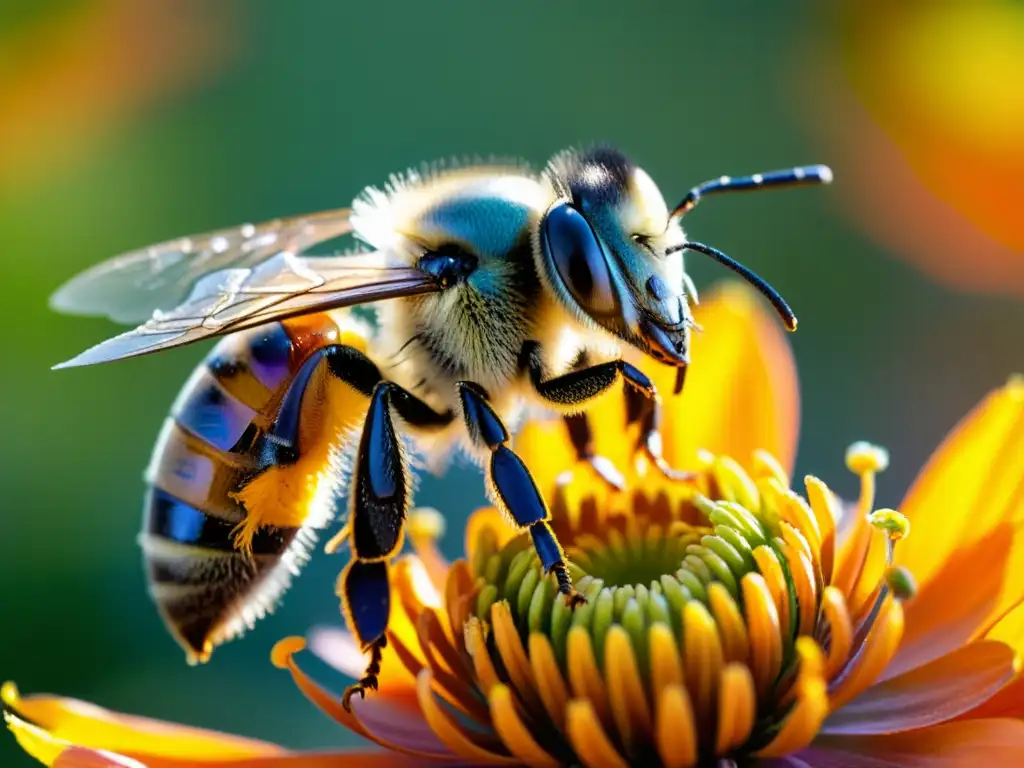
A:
[457,381,586,608]
[522,341,695,485]
[339,560,390,709]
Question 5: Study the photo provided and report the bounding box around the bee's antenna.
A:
[670,164,833,220]
[668,241,797,331]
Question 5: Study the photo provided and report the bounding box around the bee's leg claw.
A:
[341,675,379,712]
[638,431,698,484]
[558,454,625,491]
[550,562,587,610]
[341,636,386,712]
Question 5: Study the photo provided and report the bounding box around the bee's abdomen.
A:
[140,317,339,663]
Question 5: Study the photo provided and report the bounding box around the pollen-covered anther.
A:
[868,508,911,540]
[845,441,890,474]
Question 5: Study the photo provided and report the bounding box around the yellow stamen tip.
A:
[1007,373,1024,398]
[845,442,889,474]
[885,566,917,600]
[868,508,910,540]
[1,681,19,708]
[271,636,307,668]
[407,506,446,542]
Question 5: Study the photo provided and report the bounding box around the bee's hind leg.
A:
[457,381,586,609]
[329,370,453,709]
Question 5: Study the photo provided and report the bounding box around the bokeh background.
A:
[2,1,1021,764]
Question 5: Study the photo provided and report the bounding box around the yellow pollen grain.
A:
[715,663,757,754]
[708,583,751,664]
[741,573,784,698]
[655,685,699,768]
[868,508,911,540]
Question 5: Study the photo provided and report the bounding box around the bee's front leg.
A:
[456,381,586,609]
[624,378,697,483]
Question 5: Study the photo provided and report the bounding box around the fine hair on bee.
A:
[48,144,832,706]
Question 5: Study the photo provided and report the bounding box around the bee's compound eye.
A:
[541,204,617,316]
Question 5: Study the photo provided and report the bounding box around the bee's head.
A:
[538,147,694,372]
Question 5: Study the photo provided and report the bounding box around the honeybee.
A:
[50,146,831,705]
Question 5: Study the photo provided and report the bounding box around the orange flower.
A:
[6,284,1024,766]
[810,0,1024,295]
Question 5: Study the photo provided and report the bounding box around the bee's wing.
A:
[52,250,439,369]
[50,209,357,324]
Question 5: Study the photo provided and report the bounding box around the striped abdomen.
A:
[140,313,356,664]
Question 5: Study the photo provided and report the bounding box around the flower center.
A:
[461,447,912,764]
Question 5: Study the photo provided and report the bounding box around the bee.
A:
[50,146,831,705]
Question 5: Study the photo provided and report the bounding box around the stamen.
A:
[832,442,889,598]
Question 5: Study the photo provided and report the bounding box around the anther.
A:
[845,442,889,474]
[867,509,910,541]
[407,507,446,543]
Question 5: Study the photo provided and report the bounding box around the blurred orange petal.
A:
[53,746,432,767]
[0,0,233,193]
[2,682,282,766]
[896,377,1024,607]
[811,718,1024,765]
[649,282,799,476]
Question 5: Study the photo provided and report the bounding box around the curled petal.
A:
[2,682,282,766]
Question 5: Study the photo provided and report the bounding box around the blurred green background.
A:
[2,1,1022,764]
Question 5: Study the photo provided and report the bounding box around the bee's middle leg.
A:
[456,381,586,608]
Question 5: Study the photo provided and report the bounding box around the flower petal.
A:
[650,282,800,476]
[896,377,1024,603]
[2,682,282,765]
[52,747,431,768]
[822,640,1017,735]
[959,674,1024,720]
[812,718,1024,765]
[884,524,1014,679]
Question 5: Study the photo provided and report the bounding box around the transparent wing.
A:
[50,209,356,324]
[53,251,439,369]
